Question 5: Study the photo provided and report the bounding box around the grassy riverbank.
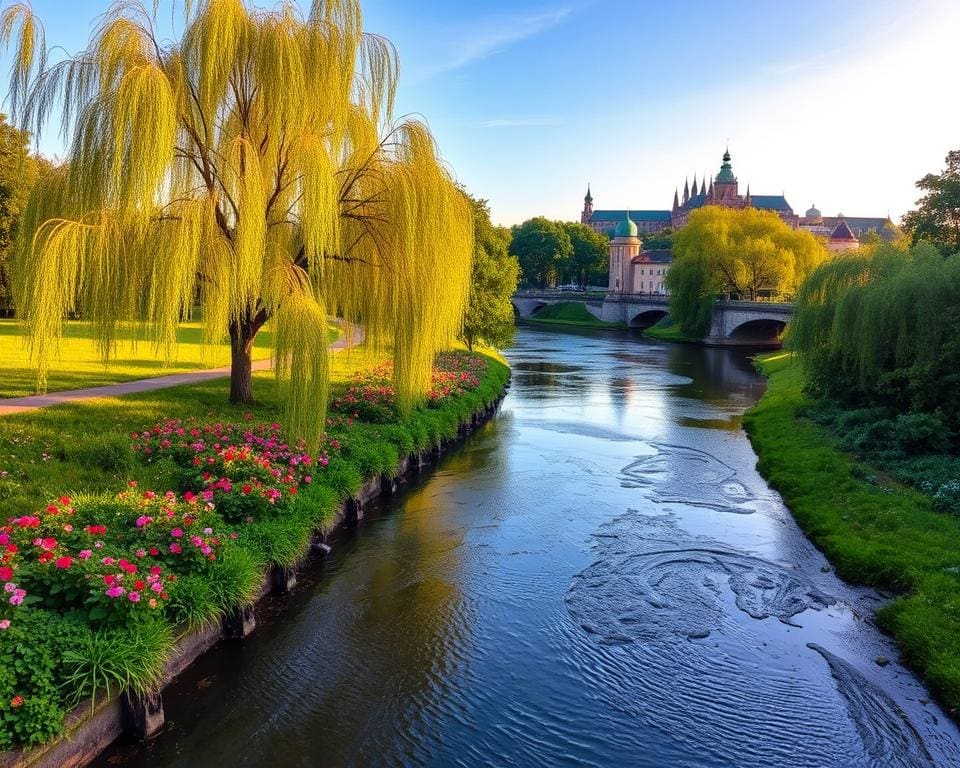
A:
[0,346,510,751]
[743,352,960,713]
[527,301,624,329]
[642,317,698,343]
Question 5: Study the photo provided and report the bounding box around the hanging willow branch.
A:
[2,0,474,450]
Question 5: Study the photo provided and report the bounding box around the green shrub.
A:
[62,618,173,703]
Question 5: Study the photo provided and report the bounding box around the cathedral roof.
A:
[751,195,792,211]
[805,204,821,218]
[592,209,672,222]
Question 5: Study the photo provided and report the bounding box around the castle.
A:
[581,148,895,244]
[598,148,891,295]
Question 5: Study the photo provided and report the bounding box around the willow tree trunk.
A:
[229,310,267,405]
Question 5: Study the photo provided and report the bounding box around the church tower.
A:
[608,211,641,293]
[713,148,739,202]
[581,184,594,224]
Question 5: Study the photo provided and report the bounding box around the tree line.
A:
[508,217,610,288]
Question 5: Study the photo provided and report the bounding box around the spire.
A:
[692,174,698,197]
[745,184,751,203]
[683,177,690,204]
[673,188,680,212]
[585,183,593,204]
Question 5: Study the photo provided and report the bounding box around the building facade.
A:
[607,212,670,295]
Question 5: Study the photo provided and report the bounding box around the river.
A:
[96,326,960,768]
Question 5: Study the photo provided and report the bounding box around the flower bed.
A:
[0,350,503,753]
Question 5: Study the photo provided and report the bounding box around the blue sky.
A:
[3,0,959,225]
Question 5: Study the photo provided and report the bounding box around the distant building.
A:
[582,148,895,248]
[798,204,896,246]
[607,212,670,295]
[583,149,799,234]
[826,219,860,253]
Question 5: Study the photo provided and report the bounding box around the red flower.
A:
[45,505,59,515]
[118,559,137,574]
[59,496,71,505]
[10,696,23,708]
[104,574,116,585]
[134,580,145,591]
[0,566,12,582]
[54,556,72,570]
[38,551,54,564]
[148,547,160,556]
[39,537,57,550]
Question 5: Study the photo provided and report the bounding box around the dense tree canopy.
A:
[902,150,960,255]
[666,206,827,336]
[789,243,960,431]
[562,222,608,287]
[461,194,519,350]
[510,217,572,288]
[2,0,472,448]
[0,114,44,313]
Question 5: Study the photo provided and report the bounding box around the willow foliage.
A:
[2,0,473,449]
[789,243,960,427]
[667,206,828,337]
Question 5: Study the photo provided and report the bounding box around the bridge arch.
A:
[727,318,786,346]
[628,309,669,329]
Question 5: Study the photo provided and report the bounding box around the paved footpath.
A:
[0,323,364,417]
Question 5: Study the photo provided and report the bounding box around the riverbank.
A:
[641,317,698,343]
[0,347,510,764]
[525,301,624,329]
[743,352,960,714]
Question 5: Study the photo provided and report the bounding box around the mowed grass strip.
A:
[743,352,960,713]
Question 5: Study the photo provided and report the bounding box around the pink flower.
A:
[0,620,9,630]
[106,585,125,598]
[191,535,202,547]
[128,591,141,603]
[135,516,152,528]
[78,550,92,560]
[169,543,182,554]
[150,581,163,594]
[101,556,115,565]
[170,528,183,538]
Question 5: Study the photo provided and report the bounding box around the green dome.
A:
[716,148,736,184]
[614,211,638,238]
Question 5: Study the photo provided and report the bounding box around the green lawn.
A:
[527,301,624,329]
[642,317,698,343]
[744,352,960,712]
[0,320,339,399]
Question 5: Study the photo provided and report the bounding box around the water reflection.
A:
[96,326,960,768]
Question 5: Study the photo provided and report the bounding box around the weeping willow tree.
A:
[1,0,472,448]
[789,242,960,428]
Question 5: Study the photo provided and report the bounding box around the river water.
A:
[97,326,960,768]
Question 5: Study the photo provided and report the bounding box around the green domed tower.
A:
[614,210,638,239]
[713,147,739,200]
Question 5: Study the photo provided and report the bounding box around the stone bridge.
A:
[512,291,793,346]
